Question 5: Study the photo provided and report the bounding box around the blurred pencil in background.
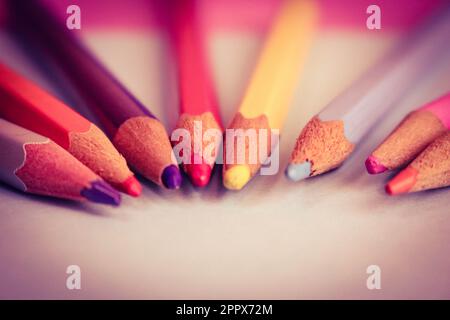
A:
[7,0,182,190]
[169,0,222,187]
[0,118,121,205]
[0,63,139,196]
[366,92,450,174]
[286,5,450,182]
[223,0,318,190]
[386,131,450,195]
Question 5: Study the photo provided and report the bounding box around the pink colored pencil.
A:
[366,92,450,174]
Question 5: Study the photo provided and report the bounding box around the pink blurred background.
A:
[36,0,444,33]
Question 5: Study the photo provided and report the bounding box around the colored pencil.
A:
[386,131,450,195]
[366,92,450,174]
[0,119,121,205]
[0,63,141,196]
[286,6,450,181]
[7,0,182,189]
[169,0,222,187]
[222,0,318,190]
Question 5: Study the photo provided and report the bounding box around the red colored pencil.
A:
[386,131,450,195]
[0,63,141,196]
[0,119,121,205]
[7,0,182,189]
[169,0,222,187]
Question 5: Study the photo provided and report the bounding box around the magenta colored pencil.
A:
[366,92,450,174]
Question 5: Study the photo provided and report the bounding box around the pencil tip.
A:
[285,161,311,181]
[385,167,418,195]
[117,175,142,197]
[365,155,387,174]
[223,165,251,190]
[186,163,212,187]
[81,180,121,206]
[162,165,182,189]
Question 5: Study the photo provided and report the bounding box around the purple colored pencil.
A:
[7,0,182,189]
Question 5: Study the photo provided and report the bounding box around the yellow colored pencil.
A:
[222,0,318,190]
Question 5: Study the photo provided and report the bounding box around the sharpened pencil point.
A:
[365,155,387,174]
[186,163,212,187]
[223,165,251,190]
[286,161,312,181]
[385,167,418,195]
[162,165,182,189]
[81,180,121,206]
[118,175,142,197]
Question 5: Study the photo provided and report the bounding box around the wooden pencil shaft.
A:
[236,0,317,129]
[368,92,450,172]
[318,7,450,143]
[223,0,317,189]
[0,119,48,191]
[409,132,450,192]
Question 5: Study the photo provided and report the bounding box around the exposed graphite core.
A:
[223,165,251,190]
[285,161,312,181]
[117,175,142,197]
[288,117,354,180]
[185,163,212,188]
[81,180,121,206]
[386,167,418,195]
[365,155,387,175]
[162,165,183,189]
